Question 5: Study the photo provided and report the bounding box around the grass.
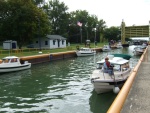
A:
[0,42,108,59]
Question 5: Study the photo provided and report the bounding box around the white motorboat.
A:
[76,47,96,57]
[133,46,145,55]
[0,56,31,73]
[116,42,123,49]
[141,43,148,49]
[102,45,111,52]
[90,54,132,94]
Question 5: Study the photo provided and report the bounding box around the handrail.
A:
[107,46,148,113]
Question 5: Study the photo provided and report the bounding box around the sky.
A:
[57,0,150,27]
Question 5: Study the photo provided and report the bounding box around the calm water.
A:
[0,46,140,113]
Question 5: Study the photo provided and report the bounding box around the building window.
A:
[53,40,55,45]
[62,40,64,45]
[45,41,48,45]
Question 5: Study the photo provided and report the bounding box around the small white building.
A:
[34,35,67,49]
[3,40,17,49]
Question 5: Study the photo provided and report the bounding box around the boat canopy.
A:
[2,56,19,60]
[97,57,129,65]
[112,54,131,60]
[96,54,131,65]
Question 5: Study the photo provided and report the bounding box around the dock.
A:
[107,46,150,113]
[121,46,150,112]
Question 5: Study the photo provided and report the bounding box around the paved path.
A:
[121,46,150,113]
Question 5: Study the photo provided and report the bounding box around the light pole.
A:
[68,24,71,46]
[94,28,97,46]
[92,27,97,46]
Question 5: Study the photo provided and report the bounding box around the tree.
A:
[96,19,107,42]
[68,10,108,44]
[103,26,120,42]
[45,0,70,37]
[32,0,45,5]
[0,0,51,49]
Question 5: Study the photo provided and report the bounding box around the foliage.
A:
[103,26,121,41]
[69,10,107,43]
[32,0,45,5]
[44,0,70,37]
[0,42,107,59]
[0,0,120,49]
[0,0,51,49]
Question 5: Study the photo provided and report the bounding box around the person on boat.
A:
[103,57,114,76]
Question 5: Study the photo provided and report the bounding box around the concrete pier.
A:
[121,46,150,113]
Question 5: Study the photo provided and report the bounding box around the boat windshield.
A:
[2,58,18,63]
[2,59,10,63]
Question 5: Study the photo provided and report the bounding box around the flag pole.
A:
[80,26,82,44]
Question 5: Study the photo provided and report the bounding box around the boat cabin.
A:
[96,56,130,73]
[2,56,20,64]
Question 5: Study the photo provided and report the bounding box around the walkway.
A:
[121,46,150,113]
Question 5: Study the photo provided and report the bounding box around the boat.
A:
[141,43,148,49]
[0,56,31,73]
[76,47,96,57]
[102,45,111,52]
[133,46,145,55]
[90,54,132,94]
[116,42,123,49]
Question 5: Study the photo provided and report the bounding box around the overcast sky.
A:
[58,0,150,27]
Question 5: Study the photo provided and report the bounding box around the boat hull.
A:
[76,52,96,57]
[102,49,111,52]
[133,51,143,55]
[0,63,31,73]
[91,80,126,94]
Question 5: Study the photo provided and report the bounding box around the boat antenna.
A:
[93,27,97,65]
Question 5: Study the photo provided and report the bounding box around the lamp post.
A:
[94,28,97,46]
[92,27,97,65]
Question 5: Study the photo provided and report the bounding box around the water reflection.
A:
[0,46,140,113]
[89,91,116,113]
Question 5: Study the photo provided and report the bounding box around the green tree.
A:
[96,19,107,42]
[69,10,107,44]
[45,0,70,36]
[0,0,51,49]
[103,26,120,42]
[32,0,45,5]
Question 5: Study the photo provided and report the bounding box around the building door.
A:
[12,42,16,49]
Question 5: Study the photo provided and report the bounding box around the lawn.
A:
[0,42,107,59]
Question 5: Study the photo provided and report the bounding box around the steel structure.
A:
[121,20,150,44]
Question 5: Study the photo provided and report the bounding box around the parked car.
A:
[27,44,34,48]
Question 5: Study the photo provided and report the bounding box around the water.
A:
[0,46,140,113]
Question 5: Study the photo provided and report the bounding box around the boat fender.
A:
[113,86,120,94]
[50,54,53,60]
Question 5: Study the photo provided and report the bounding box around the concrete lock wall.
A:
[20,51,77,64]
